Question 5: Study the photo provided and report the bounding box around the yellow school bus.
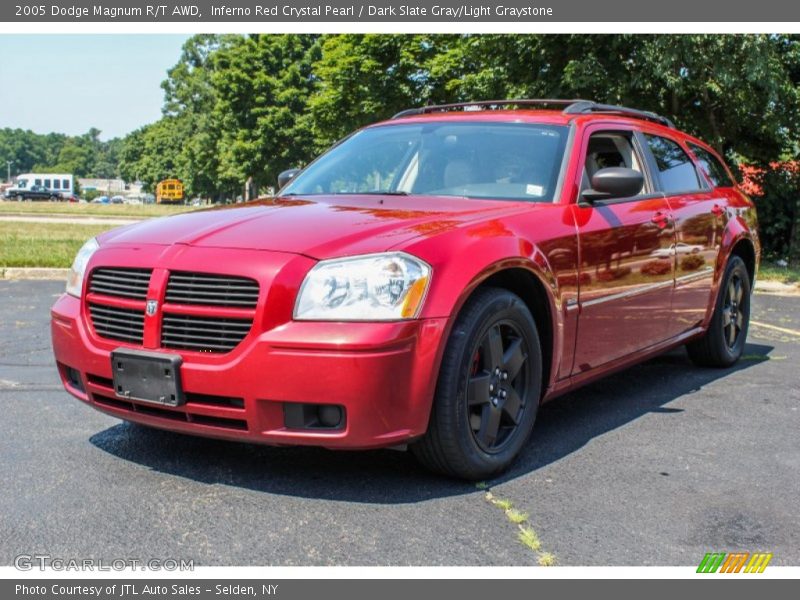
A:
[156,179,184,204]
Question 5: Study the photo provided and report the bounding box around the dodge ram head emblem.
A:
[146,300,158,316]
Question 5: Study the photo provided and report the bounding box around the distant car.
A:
[110,196,125,204]
[651,242,705,258]
[9,184,60,201]
[65,194,80,203]
[91,196,110,204]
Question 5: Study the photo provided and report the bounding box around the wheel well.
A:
[478,268,553,397]
[730,238,756,286]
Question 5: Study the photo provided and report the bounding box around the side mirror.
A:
[277,168,301,190]
[581,167,644,203]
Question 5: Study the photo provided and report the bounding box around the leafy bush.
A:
[739,161,800,263]
[596,266,633,282]
[680,254,706,271]
[557,272,592,287]
[641,259,672,276]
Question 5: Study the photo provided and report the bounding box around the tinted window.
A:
[645,135,701,193]
[44,179,51,188]
[53,180,60,189]
[62,179,70,189]
[284,123,569,202]
[688,143,734,187]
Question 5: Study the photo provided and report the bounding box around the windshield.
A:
[283,122,569,202]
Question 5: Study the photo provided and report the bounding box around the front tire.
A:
[686,255,751,367]
[412,287,542,480]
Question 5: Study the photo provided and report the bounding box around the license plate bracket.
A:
[111,349,184,407]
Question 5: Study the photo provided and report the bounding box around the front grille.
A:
[165,272,259,308]
[88,303,145,344]
[86,268,256,353]
[89,268,152,300]
[161,313,253,353]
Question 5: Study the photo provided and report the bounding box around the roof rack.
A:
[563,100,675,128]
[391,98,675,129]
[391,99,590,119]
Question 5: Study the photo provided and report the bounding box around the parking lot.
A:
[1,280,798,566]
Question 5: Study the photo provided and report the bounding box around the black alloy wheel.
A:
[687,255,751,367]
[721,271,745,350]
[412,287,542,480]
[466,320,531,453]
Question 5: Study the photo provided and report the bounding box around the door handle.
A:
[711,204,725,217]
[651,211,670,228]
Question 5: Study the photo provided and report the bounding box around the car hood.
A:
[98,195,525,259]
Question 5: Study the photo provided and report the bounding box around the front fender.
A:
[399,205,581,393]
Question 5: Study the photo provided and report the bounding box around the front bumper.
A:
[51,291,447,450]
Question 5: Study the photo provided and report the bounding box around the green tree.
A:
[210,34,321,193]
[308,35,434,149]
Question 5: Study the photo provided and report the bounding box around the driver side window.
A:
[581,131,648,196]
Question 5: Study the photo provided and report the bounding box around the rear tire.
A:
[686,256,751,367]
[412,287,542,480]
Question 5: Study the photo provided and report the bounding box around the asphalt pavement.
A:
[0,280,798,566]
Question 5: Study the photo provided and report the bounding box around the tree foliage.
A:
[0,127,120,179]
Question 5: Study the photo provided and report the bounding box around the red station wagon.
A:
[51,100,760,479]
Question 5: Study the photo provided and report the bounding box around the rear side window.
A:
[688,143,734,187]
[645,135,701,193]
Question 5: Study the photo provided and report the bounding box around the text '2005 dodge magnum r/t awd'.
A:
[51,100,759,479]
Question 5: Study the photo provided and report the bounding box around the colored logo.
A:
[697,552,773,573]
[146,299,158,316]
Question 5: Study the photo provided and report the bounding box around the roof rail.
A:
[391,98,675,128]
[391,99,591,119]
[563,101,675,128]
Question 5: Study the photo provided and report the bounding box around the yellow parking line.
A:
[750,320,800,337]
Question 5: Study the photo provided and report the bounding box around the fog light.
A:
[317,405,343,428]
[283,402,345,430]
[65,366,84,393]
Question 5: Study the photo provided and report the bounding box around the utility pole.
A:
[6,161,12,183]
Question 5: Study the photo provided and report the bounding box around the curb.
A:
[1,268,69,280]
[755,280,800,296]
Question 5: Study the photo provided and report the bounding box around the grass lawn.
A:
[759,260,800,284]
[0,200,193,219]
[0,221,118,268]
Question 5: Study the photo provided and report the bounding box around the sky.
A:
[0,34,192,140]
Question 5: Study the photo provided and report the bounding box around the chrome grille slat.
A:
[169,276,258,283]
[162,325,250,335]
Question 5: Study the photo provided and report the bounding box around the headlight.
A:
[66,237,99,297]
[294,252,431,321]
